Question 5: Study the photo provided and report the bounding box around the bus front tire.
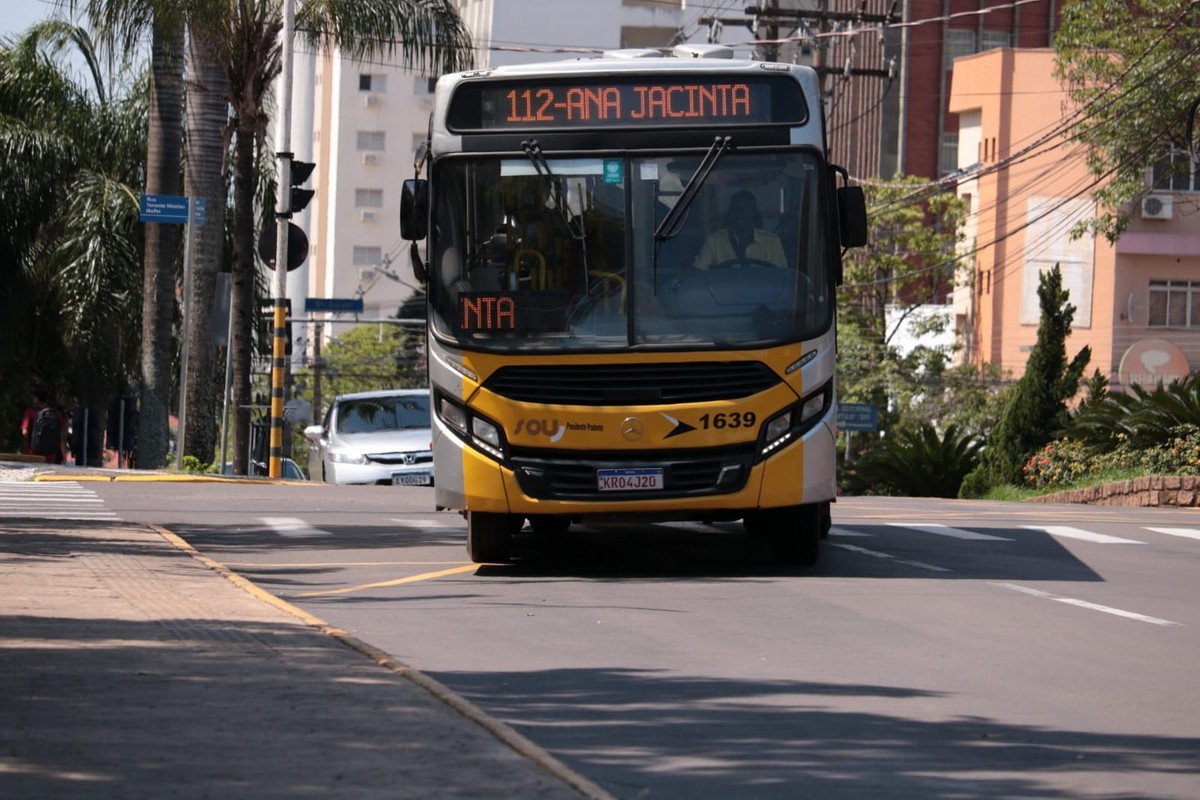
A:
[467,511,520,563]
[744,504,821,566]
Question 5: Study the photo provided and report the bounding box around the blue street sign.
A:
[837,402,878,432]
[140,194,190,224]
[305,297,364,314]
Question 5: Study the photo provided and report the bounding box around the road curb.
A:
[150,524,616,800]
[32,473,296,484]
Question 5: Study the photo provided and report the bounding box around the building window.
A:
[415,76,437,94]
[1152,148,1199,192]
[355,189,383,208]
[356,131,386,151]
[359,74,387,93]
[981,30,1010,51]
[939,132,960,176]
[353,246,382,267]
[944,29,976,70]
[1148,281,1200,328]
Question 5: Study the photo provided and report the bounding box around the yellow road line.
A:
[297,564,480,598]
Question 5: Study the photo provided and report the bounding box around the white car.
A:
[304,389,433,485]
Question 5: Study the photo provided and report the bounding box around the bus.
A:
[400,44,867,565]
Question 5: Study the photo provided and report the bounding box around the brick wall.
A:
[1027,476,1200,507]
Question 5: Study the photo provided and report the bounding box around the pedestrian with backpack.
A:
[21,388,66,464]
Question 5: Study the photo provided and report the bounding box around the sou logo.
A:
[514,418,565,443]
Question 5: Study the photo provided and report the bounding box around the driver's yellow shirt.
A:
[693,228,787,269]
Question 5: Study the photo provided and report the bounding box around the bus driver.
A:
[693,190,787,270]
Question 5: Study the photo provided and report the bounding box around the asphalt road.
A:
[35,481,1200,799]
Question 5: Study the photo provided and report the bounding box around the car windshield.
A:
[428,149,833,352]
[336,396,431,434]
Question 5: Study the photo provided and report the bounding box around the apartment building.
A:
[949,48,1200,390]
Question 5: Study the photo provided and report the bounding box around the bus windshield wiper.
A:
[521,138,590,283]
[654,136,732,242]
[521,138,582,239]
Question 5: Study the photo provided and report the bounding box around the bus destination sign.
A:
[448,75,806,131]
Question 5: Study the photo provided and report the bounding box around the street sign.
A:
[836,402,878,432]
[193,197,206,225]
[305,297,364,314]
[139,194,190,224]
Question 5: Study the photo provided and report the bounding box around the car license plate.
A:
[597,468,663,492]
[393,473,432,486]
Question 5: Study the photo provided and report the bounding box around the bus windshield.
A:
[428,149,833,351]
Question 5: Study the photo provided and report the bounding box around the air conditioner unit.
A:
[361,151,379,166]
[1141,194,1173,220]
[358,267,378,282]
[363,94,381,108]
[359,209,378,223]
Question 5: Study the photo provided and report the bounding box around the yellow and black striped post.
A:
[269,299,288,478]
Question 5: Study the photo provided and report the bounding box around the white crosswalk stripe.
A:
[1021,525,1145,545]
[260,516,330,538]
[0,481,119,521]
[1142,527,1200,542]
[887,522,1012,541]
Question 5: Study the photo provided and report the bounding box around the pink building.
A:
[948,48,1200,390]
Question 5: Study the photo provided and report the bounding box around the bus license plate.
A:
[597,468,663,492]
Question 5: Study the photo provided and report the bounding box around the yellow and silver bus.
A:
[400,45,867,564]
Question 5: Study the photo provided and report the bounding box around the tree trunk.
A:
[230,123,258,475]
[138,15,185,470]
[181,30,227,466]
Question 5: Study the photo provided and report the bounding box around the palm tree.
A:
[195,0,473,474]
[180,24,228,465]
[0,22,146,447]
[1069,375,1200,451]
[72,0,188,468]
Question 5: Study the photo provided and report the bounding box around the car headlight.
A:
[328,451,368,465]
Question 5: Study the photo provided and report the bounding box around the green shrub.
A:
[844,423,983,498]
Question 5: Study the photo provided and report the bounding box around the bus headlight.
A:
[435,390,507,462]
[756,380,832,461]
[472,417,502,451]
[439,396,468,435]
[765,411,792,443]
[799,390,827,424]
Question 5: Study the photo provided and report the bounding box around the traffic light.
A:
[289,159,315,215]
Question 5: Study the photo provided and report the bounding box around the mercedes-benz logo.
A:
[620,417,644,441]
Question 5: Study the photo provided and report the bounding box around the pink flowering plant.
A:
[1022,438,1090,489]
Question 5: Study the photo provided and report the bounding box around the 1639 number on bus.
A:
[597,468,663,492]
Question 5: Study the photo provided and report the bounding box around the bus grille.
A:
[484,362,780,405]
[510,446,755,501]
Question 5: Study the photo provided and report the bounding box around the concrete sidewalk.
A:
[0,467,609,799]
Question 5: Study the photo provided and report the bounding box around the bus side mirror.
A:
[837,185,868,248]
[400,179,428,241]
